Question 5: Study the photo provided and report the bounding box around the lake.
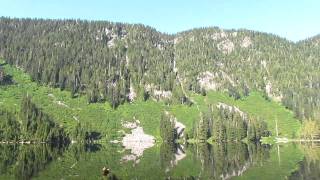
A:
[0,142,319,180]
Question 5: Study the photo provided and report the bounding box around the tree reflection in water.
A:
[0,142,272,179]
[160,142,186,173]
[0,144,65,180]
[198,143,270,179]
[289,143,320,180]
[161,142,271,179]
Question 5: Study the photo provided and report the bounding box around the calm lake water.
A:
[0,142,319,180]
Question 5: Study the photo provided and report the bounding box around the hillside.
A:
[0,59,301,141]
[0,18,319,118]
[0,17,319,142]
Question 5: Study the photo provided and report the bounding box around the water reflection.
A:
[176,143,271,179]
[289,143,320,180]
[0,144,65,180]
[0,142,301,180]
[160,143,186,174]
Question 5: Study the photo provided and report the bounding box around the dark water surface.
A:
[0,142,318,180]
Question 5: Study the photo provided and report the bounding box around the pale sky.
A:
[1,0,319,41]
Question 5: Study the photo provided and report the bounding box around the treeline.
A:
[159,105,269,142]
[194,105,269,142]
[160,112,176,143]
[0,95,69,144]
[20,95,69,144]
[0,95,98,143]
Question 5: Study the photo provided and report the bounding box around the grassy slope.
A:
[0,59,301,140]
[0,59,195,141]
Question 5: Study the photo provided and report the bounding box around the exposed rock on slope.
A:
[265,81,283,102]
[127,86,136,102]
[197,71,218,91]
[217,39,235,54]
[217,102,247,119]
[144,84,173,101]
[241,36,252,48]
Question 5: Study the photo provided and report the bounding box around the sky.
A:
[0,0,319,42]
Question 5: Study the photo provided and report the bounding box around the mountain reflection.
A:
[0,142,272,179]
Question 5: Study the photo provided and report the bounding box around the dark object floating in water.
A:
[102,167,110,176]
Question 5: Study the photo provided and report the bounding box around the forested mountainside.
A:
[175,29,320,121]
[0,17,319,123]
[0,17,177,108]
